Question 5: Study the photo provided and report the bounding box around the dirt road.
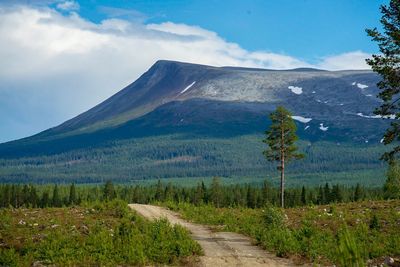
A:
[129,204,297,267]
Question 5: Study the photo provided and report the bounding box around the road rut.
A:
[129,204,298,267]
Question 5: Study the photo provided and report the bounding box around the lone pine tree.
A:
[367,0,400,161]
[263,106,304,208]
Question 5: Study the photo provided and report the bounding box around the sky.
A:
[0,0,387,143]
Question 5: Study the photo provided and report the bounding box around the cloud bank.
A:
[0,5,371,142]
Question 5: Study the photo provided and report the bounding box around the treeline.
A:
[0,179,386,209]
[0,135,387,185]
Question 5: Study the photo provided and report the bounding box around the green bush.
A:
[0,248,19,267]
[0,204,202,266]
[262,204,284,228]
[336,227,365,267]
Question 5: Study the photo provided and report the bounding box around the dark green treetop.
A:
[263,106,304,164]
[366,0,400,161]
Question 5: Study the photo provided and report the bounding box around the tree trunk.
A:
[280,121,285,208]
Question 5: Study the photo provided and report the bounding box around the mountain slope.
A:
[0,60,391,185]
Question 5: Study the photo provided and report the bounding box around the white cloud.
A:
[0,5,371,142]
[317,51,370,70]
[56,1,79,11]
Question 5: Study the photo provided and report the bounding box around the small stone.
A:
[384,257,395,266]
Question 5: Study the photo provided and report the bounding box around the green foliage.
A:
[103,180,116,201]
[0,181,386,209]
[263,106,304,207]
[369,214,380,230]
[366,0,400,161]
[68,183,77,205]
[0,248,18,267]
[170,200,400,265]
[384,161,400,199]
[336,227,364,267]
[0,134,389,186]
[262,204,284,228]
[0,200,202,266]
[263,106,304,163]
[210,177,222,207]
[52,184,61,207]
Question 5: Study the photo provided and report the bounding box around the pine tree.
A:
[52,185,61,207]
[201,181,208,203]
[29,186,39,208]
[262,180,272,205]
[324,183,331,204]
[332,184,343,203]
[317,186,325,205]
[103,180,116,201]
[384,161,400,199]
[69,183,77,205]
[301,186,307,205]
[210,177,222,208]
[41,191,50,208]
[354,183,363,202]
[263,106,304,208]
[155,180,163,201]
[193,183,204,205]
[366,0,400,161]
[246,185,256,208]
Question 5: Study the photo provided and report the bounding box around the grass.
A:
[166,200,400,266]
[0,200,202,266]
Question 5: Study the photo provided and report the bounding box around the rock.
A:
[385,257,394,266]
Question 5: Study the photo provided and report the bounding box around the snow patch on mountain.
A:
[357,83,368,89]
[180,81,196,94]
[292,116,312,123]
[352,82,369,89]
[356,113,395,119]
[319,123,328,131]
[288,86,303,95]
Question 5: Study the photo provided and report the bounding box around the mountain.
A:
[0,60,390,185]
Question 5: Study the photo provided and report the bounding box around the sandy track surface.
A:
[129,204,299,267]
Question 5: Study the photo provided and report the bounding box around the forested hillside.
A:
[0,61,390,185]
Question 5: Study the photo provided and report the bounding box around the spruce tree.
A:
[301,186,307,205]
[103,180,116,201]
[366,0,400,161]
[263,106,304,208]
[262,180,272,205]
[41,191,50,208]
[52,185,61,207]
[384,161,400,199]
[354,183,363,202]
[210,177,222,208]
[69,183,77,205]
[155,180,163,201]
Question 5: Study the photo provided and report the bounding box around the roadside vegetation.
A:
[0,199,202,266]
[1,179,399,266]
[166,200,400,266]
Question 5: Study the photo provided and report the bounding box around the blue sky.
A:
[0,0,388,142]
[68,0,384,61]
